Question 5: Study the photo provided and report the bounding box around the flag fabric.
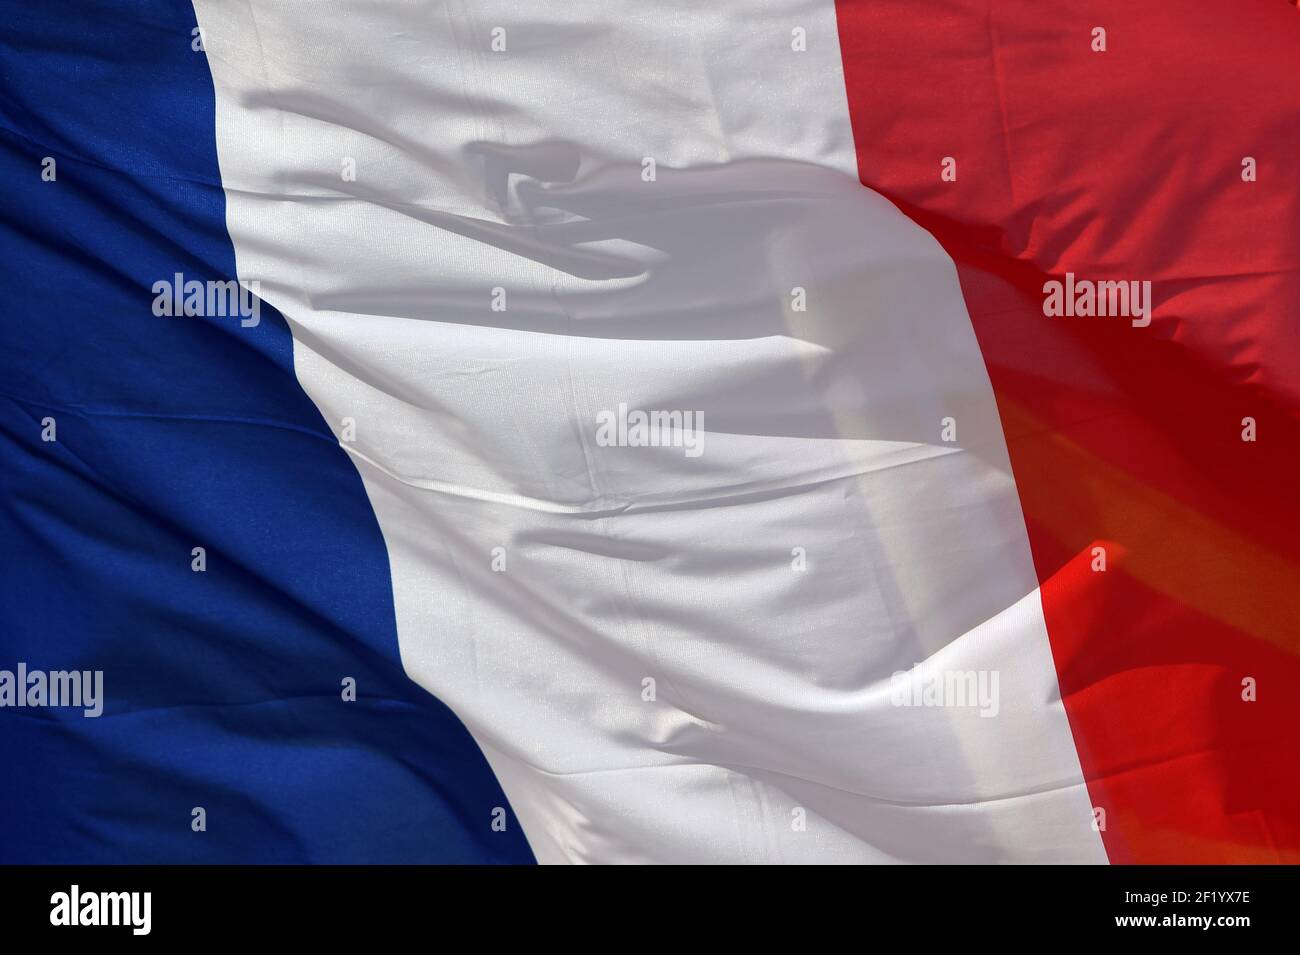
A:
[1,0,1296,864]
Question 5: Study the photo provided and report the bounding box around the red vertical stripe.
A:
[834,0,1300,862]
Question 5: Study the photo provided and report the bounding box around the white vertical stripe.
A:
[195,0,1106,862]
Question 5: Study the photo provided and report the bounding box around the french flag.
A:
[1,0,1296,865]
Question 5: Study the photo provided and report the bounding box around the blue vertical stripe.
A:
[0,0,533,863]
